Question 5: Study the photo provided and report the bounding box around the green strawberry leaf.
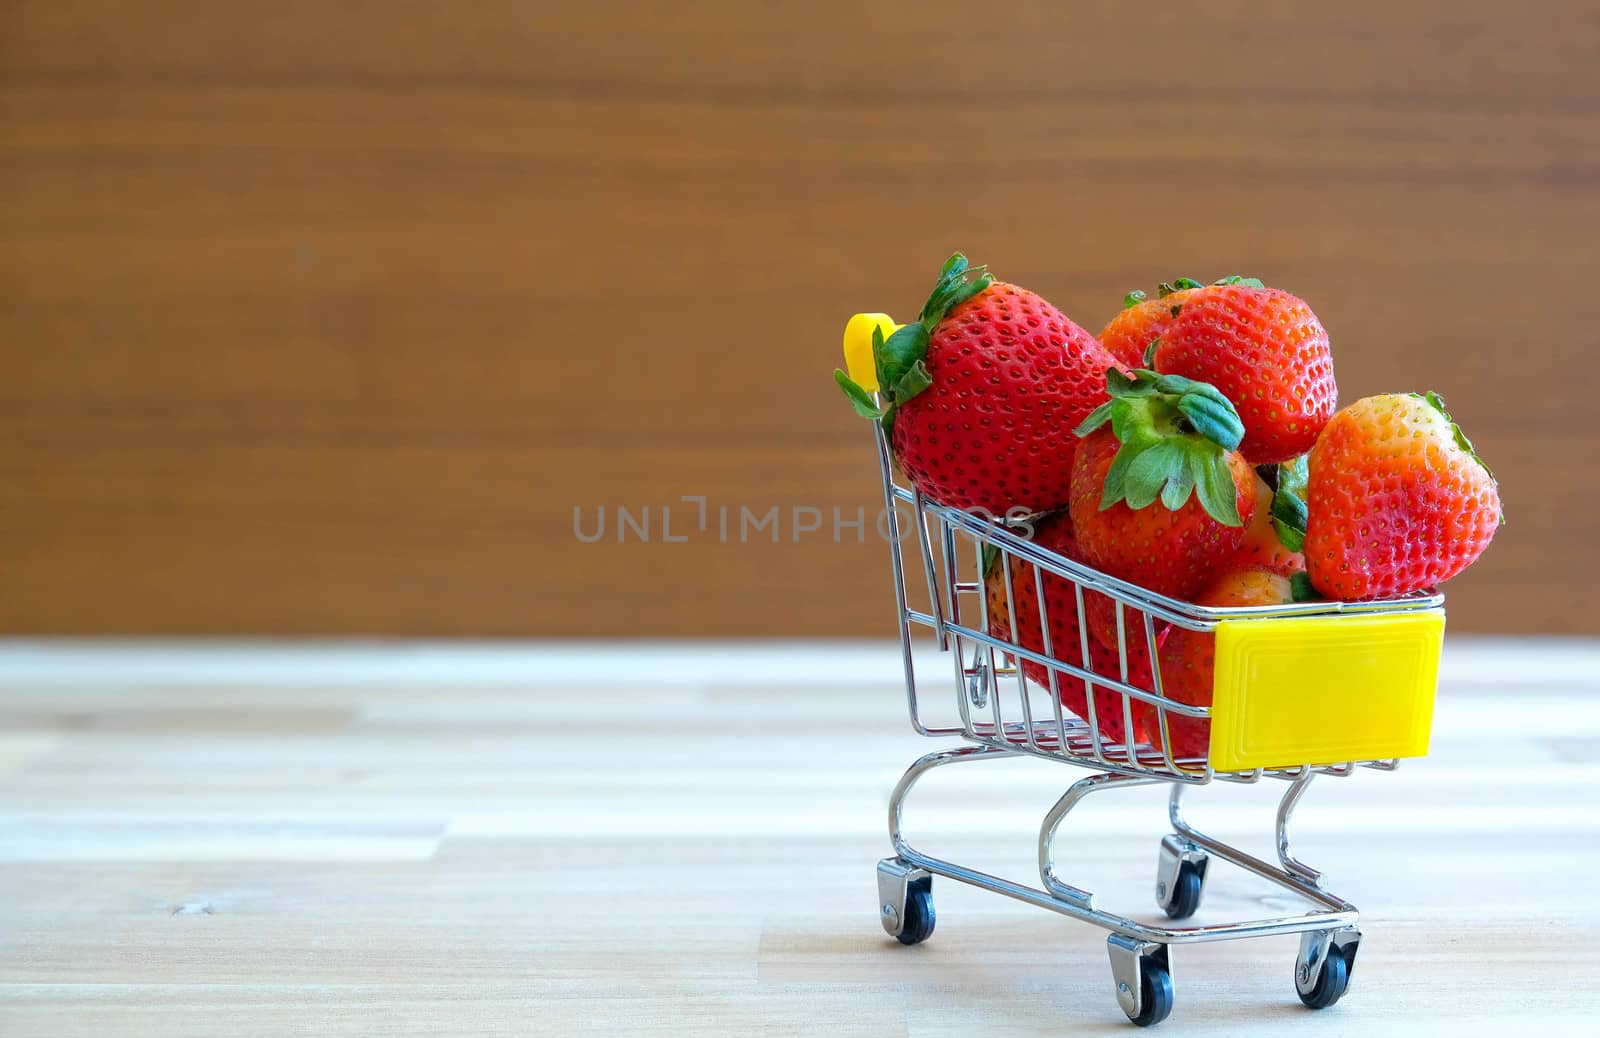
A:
[1157,277,1202,298]
[1289,571,1320,603]
[876,323,930,402]
[1192,447,1243,527]
[1109,398,1136,444]
[1123,290,1147,308]
[1273,516,1306,553]
[981,542,1000,580]
[919,253,991,328]
[834,369,885,419]
[890,359,934,404]
[945,274,992,313]
[1103,369,1157,442]
[1075,400,1114,438]
[1105,367,1159,401]
[869,324,888,399]
[1170,382,1246,451]
[1214,275,1265,288]
[1270,455,1309,552]
[1105,367,1140,397]
[1124,439,1185,510]
[1099,436,1152,511]
[1161,463,1196,510]
[1142,337,1161,368]
[1149,371,1199,394]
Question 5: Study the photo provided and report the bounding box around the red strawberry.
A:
[983,512,1160,748]
[1304,392,1501,600]
[1150,284,1336,464]
[1069,370,1257,603]
[834,254,1122,514]
[1158,567,1295,760]
[1097,279,1204,369]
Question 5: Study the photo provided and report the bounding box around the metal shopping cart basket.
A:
[863,418,1446,1026]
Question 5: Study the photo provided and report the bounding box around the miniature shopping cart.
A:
[863,420,1445,1026]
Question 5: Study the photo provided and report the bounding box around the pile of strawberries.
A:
[836,254,1502,757]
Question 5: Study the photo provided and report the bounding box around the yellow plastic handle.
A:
[841,313,899,393]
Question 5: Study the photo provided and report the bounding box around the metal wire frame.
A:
[872,421,1443,785]
[886,747,1361,947]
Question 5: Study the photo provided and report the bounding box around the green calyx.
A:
[833,252,992,433]
[1269,455,1309,552]
[1120,275,1262,312]
[1410,389,1504,524]
[1289,571,1320,603]
[1074,369,1247,527]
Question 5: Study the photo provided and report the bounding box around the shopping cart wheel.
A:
[895,883,936,946]
[1295,928,1358,1009]
[1129,961,1173,1027]
[1159,864,1203,920]
[877,858,935,945]
[1108,935,1174,1027]
[1155,835,1208,920]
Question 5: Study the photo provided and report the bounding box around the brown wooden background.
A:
[2,1,1595,636]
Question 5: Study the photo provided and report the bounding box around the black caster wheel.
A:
[895,881,935,946]
[1129,959,1174,1027]
[1159,861,1203,920]
[1297,944,1350,1009]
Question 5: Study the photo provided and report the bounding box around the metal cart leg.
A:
[1167,779,1355,912]
[1276,769,1325,885]
[876,746,1009,944]
[1168,777,1363,1011]
[1039,772,1162,908]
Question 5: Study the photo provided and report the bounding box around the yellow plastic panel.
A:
[1207,610,1445,772]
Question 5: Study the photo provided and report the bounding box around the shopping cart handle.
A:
[842,313,899,393]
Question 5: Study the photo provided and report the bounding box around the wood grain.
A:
[1,639,1598,1036]
[1,2,1596,635]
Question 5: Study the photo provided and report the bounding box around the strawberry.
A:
[834,254,1122,514]
[1150,283,1336,464]
[1069,370,1257,604]
[1097,279,1204,369]
[1076,595,1171,745]
[1158,566,1296,760]
[1304,392,1501,600]
[982,512,1160,748]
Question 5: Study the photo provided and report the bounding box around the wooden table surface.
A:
[2,640,1597,1036]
